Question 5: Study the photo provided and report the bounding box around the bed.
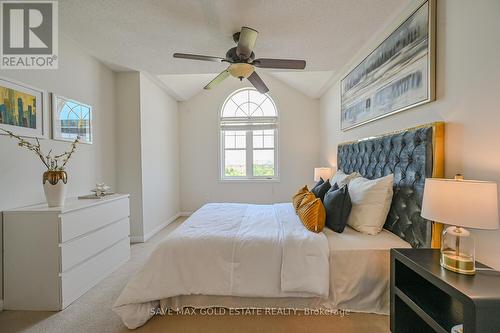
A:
[113,122,444,329]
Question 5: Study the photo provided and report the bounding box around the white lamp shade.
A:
[421,178,499,230]
[314,167,333,182]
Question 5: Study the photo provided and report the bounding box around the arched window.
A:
[220,88,278,180]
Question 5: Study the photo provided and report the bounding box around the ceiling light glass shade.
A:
[228,63,254,79]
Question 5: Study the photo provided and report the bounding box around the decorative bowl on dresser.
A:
[391,248,500,333]
[3,194,130,310]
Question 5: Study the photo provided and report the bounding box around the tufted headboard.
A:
[337,122,444,248]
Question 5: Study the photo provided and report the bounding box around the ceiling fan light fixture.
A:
[173,26,306,93]
[228,63,254,79]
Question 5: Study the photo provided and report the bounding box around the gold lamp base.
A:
[440,226,476,275]
[440,250,475,275]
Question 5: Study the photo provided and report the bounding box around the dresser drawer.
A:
[60,218,130,272]
[61,237,130,308]
[60,197,129,242]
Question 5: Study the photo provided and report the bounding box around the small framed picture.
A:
[0,77,47,138]
[52,94,92,144]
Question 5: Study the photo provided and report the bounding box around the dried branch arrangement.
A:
[0,128,79,171]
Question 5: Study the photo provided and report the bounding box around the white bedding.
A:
[152,226,410,314]
[323,226,411,313]
[149,227,411,316]
[113,203,329,329]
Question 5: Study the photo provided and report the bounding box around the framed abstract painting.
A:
[340,0,436,131]
[0,77,46,138]
[52,94,93,144]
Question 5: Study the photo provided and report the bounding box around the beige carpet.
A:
[0,217,389,333]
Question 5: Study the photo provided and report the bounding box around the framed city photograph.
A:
[340,0,436,130]
[52,94,93,144]
[0,77,46,138]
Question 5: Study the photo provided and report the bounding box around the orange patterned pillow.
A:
[297,198,326,233]
[299,191,316,208]
[292,185,309,211]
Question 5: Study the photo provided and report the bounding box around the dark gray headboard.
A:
[337,122,444,248]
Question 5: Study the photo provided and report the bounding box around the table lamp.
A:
[421,176,499,275]
[314,167,333,182]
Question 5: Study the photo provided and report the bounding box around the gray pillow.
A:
[311,178,331,202]
[311,178,324,191]
[323,184,352,233]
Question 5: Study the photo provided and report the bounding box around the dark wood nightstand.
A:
[390,248,500,333]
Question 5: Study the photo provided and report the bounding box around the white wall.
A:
[0,35,117,300]
[116,72,180,241]
[318,0,500,269]
[179,73,320,212]
[116,72,143,238]
[139,73,180,237]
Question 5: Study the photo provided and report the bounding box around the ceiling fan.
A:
[173,26,306,94]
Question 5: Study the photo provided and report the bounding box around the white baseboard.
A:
[143,213,180,242]
[129,235,144,243]
[130,212,185,243]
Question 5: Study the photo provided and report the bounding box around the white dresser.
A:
[3,194,130,310]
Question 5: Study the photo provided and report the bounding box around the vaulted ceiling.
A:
[156,71,335,100]
[59,0,412,100]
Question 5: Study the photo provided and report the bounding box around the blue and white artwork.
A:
[341,1,434,130]
[52,94,92,144]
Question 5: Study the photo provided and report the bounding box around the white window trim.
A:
[219,128,280,182]
[218,88,280,182]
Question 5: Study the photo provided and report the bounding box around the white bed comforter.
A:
[113,203,329,329]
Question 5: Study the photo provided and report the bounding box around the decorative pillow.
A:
[330,170,361,188]
[323,185,352,233]
[292,185,309,211]
[311,178,324,192]
[299,191,316,208]
[311,179,331,202]
[347,174,394,235]
[297,198,326,233]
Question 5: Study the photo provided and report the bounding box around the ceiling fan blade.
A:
[247,71,269,94]
[236,27,258,59]
[204,70,230,90]
[252,58,306,70]
[173,53,226,63]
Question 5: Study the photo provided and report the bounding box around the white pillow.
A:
[347,174,394,235]
[330,170,361,188]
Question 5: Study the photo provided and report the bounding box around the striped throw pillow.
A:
[297,198,326,233]
[292,185,309,211]
[299,191,316,208]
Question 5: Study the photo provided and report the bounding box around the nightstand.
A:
[391,248,500,333]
